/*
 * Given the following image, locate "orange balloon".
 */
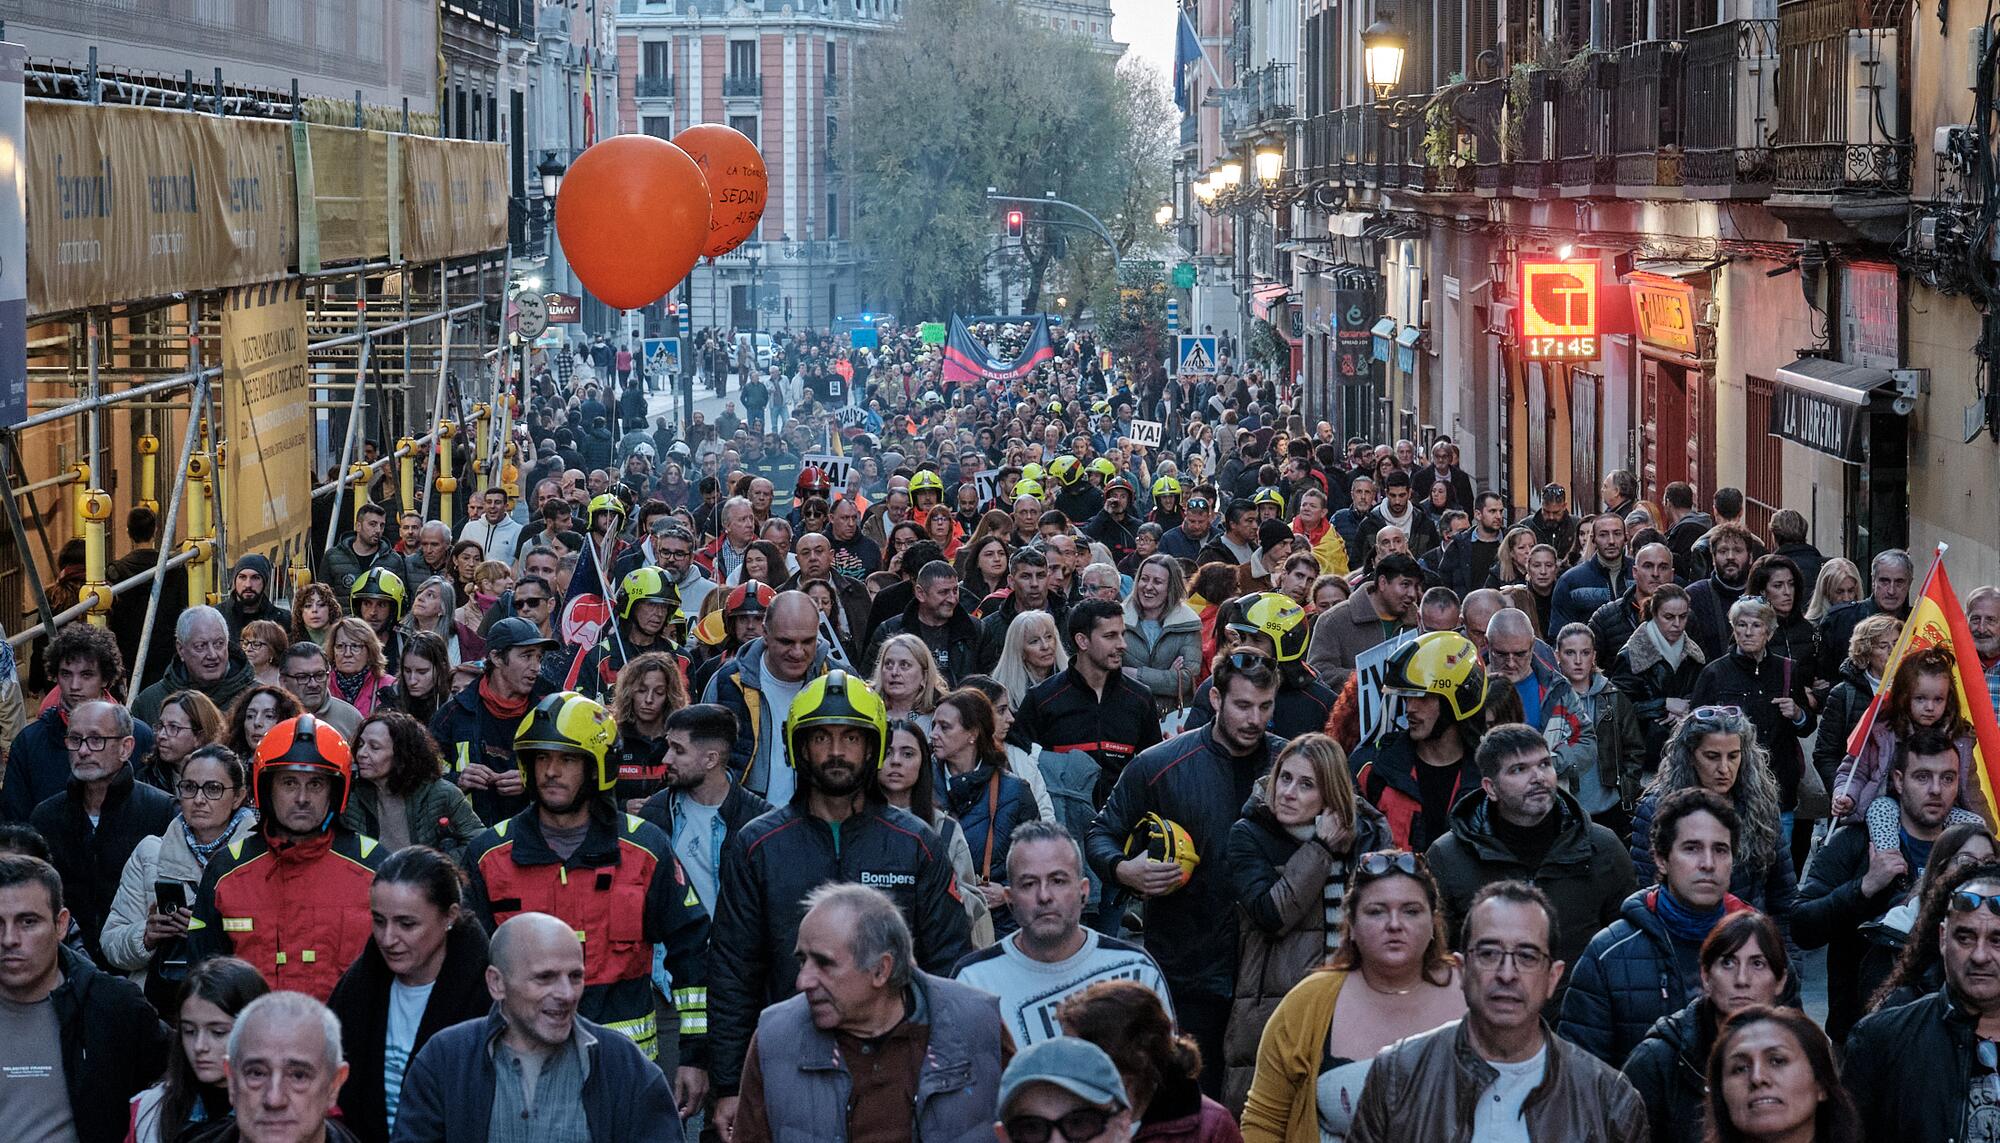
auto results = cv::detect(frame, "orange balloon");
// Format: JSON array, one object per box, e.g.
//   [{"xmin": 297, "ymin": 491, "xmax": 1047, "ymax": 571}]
[
  {"xmin": 555, "ymin": 135, "xmax": 710, "ymax": 310},
  {"xmin": 672, "ymin": 123, "xmax": 769, "ymax": 258}
]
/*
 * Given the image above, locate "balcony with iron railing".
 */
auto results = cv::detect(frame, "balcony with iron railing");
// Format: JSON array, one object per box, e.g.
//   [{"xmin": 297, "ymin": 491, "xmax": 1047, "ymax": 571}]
[
  {"xmin": 724, "ymin": 73, "xmax": 761, "ymax": 98},
  {"xmin": 636, "ymin": 74, "xmax": 675, "ymax": 99},
  {"xmin": 1461, "ymin": 78, "xmax": 1508, "ymax": 193},
  {"xmin": 1243, "ymin": 63, "xmax": 1297, "ymax": 127},
  {"xmin": 1180, "ymin": 115, "xmax": 1199, "ymax": 147},
  {"xmin": 1554, "ymin": 53, "xmax": 1617, "ymax": 192},
  {"xmin": 1683, "ymin": 19, "xmax": 1778, "ymax": 195},
  {"xmin": 1611, "ymin": 41, "xmax": 1685, "ymax": 192},
  {"xmin": 1338, "ymin": 103, "xmax": 1378, "ymax": 184},
  {"xmin": 1771, "ymin": 0, "xmax": 1909, "ymax": 196},
  {"xmin": 1303, "ymin": 110, "xmax": 1338, "ymax": 183},
  {"xmin": 1512, "ymin": 69, "xmax": 1555, "ymax": 195}
]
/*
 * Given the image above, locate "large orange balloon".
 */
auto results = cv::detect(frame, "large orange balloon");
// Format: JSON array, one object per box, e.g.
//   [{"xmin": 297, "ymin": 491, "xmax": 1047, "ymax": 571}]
[
  {"xmin": 555, "ymin": 135, "xmax": 710, "ymax": 310},
  {"xmin": 673, "ymin": 123, "xmax": 769, "ymax": 258}
]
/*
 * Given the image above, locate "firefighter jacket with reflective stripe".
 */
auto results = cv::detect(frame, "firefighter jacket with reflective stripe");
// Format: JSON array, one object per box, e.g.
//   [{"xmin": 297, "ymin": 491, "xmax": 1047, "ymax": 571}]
[
  {"xmin": 188, "ymin": 827, "xmax": 383, "ymax": 1001},
  {"xmin": 464, "ymin": 801, "xmax": 712, "ymax": 1066}
]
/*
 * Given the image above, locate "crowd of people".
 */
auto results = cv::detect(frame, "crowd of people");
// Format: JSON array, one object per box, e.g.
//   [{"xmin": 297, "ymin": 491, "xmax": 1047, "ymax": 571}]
[{"xmin": 0, "ymin": 315, "xmax": 1990, "ymax": 1143}]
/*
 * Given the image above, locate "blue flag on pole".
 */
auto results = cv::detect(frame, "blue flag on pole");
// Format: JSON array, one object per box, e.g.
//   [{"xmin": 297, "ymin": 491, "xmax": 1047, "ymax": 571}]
[{"xmin": 1175, "ymin": 7, "xmax": 1202, "ymax": 113}]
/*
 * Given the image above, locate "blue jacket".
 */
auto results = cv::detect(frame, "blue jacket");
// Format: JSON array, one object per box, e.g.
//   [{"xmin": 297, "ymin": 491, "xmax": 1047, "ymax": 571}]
[
  {"xmin": 1626, "ymin": 791, "xmax": 1798, "ymax": 929},
  {"xmin": 390, "ymin": 1009, "xmax": 679, "ymax": 1143},
  {"xmin": 1550, "ymin": 557, "xmax": 1635, "ymax": 636},
  {"xmin": 942, "ymin": 765, "xmax": 1039, "ymax": 887},
  {"xmin": 1557, "ymin": 886, "xmax": 1750, "ymax": 1065},
  {"xmin": 701, "ymin": 636, "xmax": 833, "ymax": 799},
  {"xmin": 4, "ymin": 705, "xmax": 155, "ymax": 823}
]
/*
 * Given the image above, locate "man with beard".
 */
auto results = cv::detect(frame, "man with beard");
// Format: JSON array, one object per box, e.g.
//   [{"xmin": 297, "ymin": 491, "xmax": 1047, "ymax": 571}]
[
  {"xmin": 1971, "ymin": 585, "xmax": 2000, "ymax": 722},
  {"xmin": 188, "ymin": 713, "xmax": 383, "ymax": 999},
  {"xmin": 573, "ymin": 568, "xmax": 682, "ymax": 700},
  {"xmin": 1352, "ymin": 631, "xmax": 1489, "ymax": 852},
  {"xmin": 1519, "ymin": 482, "xmax": 1582, "ymax": 563},
  {"xmin": 1796, "ymin": 725, "xmax": 1962, "ymax": 1042},
  {"xmin": 1158, "ymin": 493, "xmax": 1215, "ymax": 563},
  {"xmin": 3, "ymin": 623, "xmax": 156, "ymax": 822},
  {"xmin": 464, "ymin": 690, "xmax": 712, "ymax": 1105},
  {"xmin": 638, "ymin": 704, "xmax": 771, "ymax": 915},
  {"xmin": 708, "ymin": 671, "xmax": 973, "ymax": 1137},
  {"xmin": 1684, "ymin": 522, "xmax": 1756, "ymax": 659},
  {"xmin": 951, "ymin": 820, "xmax": 1171, "ymax": 1046},
  {"xmin": 347, "ymin": 567, "xmax": 408, "ymax": 669},
  {"xmin": 1086, "ymin": 649, "xmax": 1283, "ymax": 1095},
  {"xmin": 222, "ymin": 553, "xmax": 291, "ymax": 639},
  {"xmin": 1425, "ymin": 725, "xmax": 1634, "ymax": 998},
  {"xmin": 1550, "ymin": 513, "xmax": 1634, "ymax": 633}
]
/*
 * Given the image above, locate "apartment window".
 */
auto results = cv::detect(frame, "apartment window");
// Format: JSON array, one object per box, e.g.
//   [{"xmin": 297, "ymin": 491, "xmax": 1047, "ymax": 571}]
[
  {"xmin": 730, "ymin": 114, "xmax": 759, "ymax": 145},
  {"xmin": 644, "ymin": 40, "xmax": 671, "ymax": 78},
  {"xmin": 827, "ymin": 191, "xmax": 839, "ymax": 238},
  {"xmin": 729, "ymin": 40, "xmax": 757, "ymax": 77},
  {"xmin": 826, "ymin": 115, "xmax": 838, "ymax": 145},
  {"xmin": 643, "ymin": 115, "xmax": 673, "ymax": 139}
]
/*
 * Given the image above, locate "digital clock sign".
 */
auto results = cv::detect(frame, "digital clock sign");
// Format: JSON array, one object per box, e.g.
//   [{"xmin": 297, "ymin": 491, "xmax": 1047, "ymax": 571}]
[{"xmin": 1520, "ymin": 260, "xmax": 1601, "ymax": 362}]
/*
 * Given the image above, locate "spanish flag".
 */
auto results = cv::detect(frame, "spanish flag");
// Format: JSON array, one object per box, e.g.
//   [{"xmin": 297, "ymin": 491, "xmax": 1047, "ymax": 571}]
[{"xmin": 1843, "ymin": 545, "xmax": 2000, "ymax": 827}]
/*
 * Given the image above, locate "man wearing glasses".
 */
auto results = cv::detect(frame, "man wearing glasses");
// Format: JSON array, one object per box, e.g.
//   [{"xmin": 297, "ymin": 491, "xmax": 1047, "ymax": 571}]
[
  {"xmin": 26, "ymin": 699, "xmax": 174, "ymax": 967},
  {"xmin": 277, "ymin": 642, "xmax": 362, "ymax": 742},
  {"xmin": 1426, "ymin": 724, "xmax": 1634, "ymax": 1006},
  {"xmin": 1349, "ymin": 880, "xmax": 1647, "ymax": 1141},
  {"xmin": 2, "ymin": 623, "xmax": 155, "ymax": 822}
]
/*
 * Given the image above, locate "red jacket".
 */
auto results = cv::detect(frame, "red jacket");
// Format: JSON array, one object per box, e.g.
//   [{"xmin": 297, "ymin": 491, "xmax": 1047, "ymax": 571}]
[{"xmin": 189, "ymin": 827, "xmax": 383, "ymax": 1000}]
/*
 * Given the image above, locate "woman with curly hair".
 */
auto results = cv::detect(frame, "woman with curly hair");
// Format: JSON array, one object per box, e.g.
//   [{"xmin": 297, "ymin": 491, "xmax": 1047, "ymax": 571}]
[
  {"xmin": 223, "ymin": 685, "xmax": 301, "ymax": 761},
  {"xmin": 609, "ymin": 651, "xmax": 690, "ymax": 815},
  {"xmin": 1626, "ymin": 706, "xmax": 1797, "ymax": 925},
  {"xmin": 340, "ymin": 710, "xmax": 484, "ymax": 860},
  {"xmin": 328, "ymin": 616, "xmax": 399, "ymax": 718},
  {"xmin": 289, "ymin": 582, "xmax": 344, "ymax": 651}
]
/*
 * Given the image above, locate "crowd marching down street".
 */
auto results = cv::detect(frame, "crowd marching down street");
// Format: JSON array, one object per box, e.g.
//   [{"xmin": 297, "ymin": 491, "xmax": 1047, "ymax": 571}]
[{"xmin": 5, "ymin": 316, "xmax": 1994, "ymax": 1143}]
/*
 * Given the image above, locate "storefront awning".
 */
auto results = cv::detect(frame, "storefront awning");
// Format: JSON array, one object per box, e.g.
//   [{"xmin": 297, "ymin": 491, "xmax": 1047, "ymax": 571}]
[
  {"xmin": 1775, "ymin": 357, "xmax": 1897, "ymax": 407},
  {"xmin": 1769, "ymin": 357, "xmax": 1897, "ymax": 463},
  {"xmin": 1251, "ymin": 283, "xmax": 1293, "ymax": 320}
]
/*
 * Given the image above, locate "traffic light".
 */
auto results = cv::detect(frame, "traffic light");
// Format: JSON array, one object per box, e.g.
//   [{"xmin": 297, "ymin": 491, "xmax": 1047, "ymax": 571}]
[{"xmin": 1006, "ymin": 210, "xmax": 1024, "ymax": 239}]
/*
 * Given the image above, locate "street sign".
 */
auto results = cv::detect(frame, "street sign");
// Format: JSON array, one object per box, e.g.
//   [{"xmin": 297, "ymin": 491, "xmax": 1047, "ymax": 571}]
[
  {"xmin": 1128, "ymin": 420, "xmax": 1163, "ymax": 448},
  {"xmin": 1176, "ymin": 334, "xmax": 1218, "ymax": 378},
  {"xmin": 512, "ymin": 290, "xmax": 549, "ymax": 340},
  {"xmin": 545, "ymin": 293, "xmax": 582, "ymax": 324},
  {"xmin": 1173, "ymin": 262, "xmax": 1196, "ymax": 290},
  {"xmin": 642, "ymin": 336, "xmax": 681, "ymax": 376},
  {"xmin": 1165, "ymin": 299, "xmax": 1180, "ymax": 333}
]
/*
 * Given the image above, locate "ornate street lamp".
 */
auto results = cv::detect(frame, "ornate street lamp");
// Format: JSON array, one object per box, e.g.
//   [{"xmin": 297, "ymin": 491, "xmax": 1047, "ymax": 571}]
[
  {"xmin": 1253, "ymin": 145, "xmax": 1284, "ymax": 187},
  {"xmin": 537, "ymin": 151, "xmax": 567, "ymax": 201},
  {"xmin": 1154, "ymin": 200, "xmax": 1176, "ymax": 228},
  {"xmin": 1362, "ymin": 13, "xmax": 1407, "ymax": 103}
]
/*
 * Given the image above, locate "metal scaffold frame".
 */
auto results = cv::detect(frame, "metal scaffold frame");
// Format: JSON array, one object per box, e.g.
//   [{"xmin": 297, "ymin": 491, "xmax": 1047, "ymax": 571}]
[{"xmin": 3, "ymin": 252, "xmax": 515, "ymax": 652}]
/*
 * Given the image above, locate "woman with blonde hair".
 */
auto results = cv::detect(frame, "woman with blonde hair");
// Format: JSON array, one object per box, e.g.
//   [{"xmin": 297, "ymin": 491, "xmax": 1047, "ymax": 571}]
[
  {"xmin": 1223, "ymin": 733, "xmax": 1392, "ymax": 1112},
  {"xmin": 1805, "ymin": 556, "xmax": 1864, "ymax": 623},
  {"xmin": 992, "ymin": 609, "xmax": 1066, "ymax": 709},
  {"xmin": 871, "ymin": 631, "xmax": 945, "ymax": 727},
  {"xmin": 238, "ymin": 620, "xmax": 289, "ymax": 689},
  {"xmin": 327, "ymin": 616, "xmax": 398, "ymax": 717},
  {"xmin": 1485, "ymin": 523, "xmax": 1539, "ymax": 588},
  {"xmin": 1123, "ymin": 554, "xmax": 1202, "ymax": 711}
]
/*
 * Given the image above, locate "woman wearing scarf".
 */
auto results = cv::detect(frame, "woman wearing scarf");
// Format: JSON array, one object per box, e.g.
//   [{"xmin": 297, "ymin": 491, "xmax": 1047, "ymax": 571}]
[
  {"xmin": 100, "ymin": 745, "xmax": 258, "ymax": 999},
  {"xmin": 1610, "ymin": 583, "xmax": 1706, "ymax": 768},
  {"xmin": 328, "ymin": 617, "xmax": 401, "ymax": 718}
]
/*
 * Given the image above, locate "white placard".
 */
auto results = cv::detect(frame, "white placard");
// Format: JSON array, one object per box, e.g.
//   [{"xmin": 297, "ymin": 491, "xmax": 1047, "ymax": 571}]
[
  {"xmin": 972, "ymin": 468, "xmax": 1002, "ymax": 506},
  {"xmin": 800, "ymin": 452, "xmax": 853, "ymax": 490},
  {"xmin": 1129, "ymin": 420, "xmax": 1163, "ymax": 448},
  {"xmin": 1354, "ymin": 630, "xmax": 1420, "ymax": 746}
]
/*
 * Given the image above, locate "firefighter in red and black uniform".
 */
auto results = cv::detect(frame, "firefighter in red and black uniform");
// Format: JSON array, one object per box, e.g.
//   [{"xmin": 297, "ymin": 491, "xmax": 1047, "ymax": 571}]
[
  {"xmin": 463, "ymin": 691, "xmax": 712, "ymax": 1106},
  {"xmin": 1350, "ymin": 631, "xmax": 1489, "ymax": 851},
  {"xmin": 189, "ymin": 714, "xmax": 383, "ymax": 1000},
  {"xmin": 687, "ymin": 582, "xmax": 773, "ymax": 697},
  {"xmin": 576, "ymin": 566, "xmax": 683, "ymax": 700}
]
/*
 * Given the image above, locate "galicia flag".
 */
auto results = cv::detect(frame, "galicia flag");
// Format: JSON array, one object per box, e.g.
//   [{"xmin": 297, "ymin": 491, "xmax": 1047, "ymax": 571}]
[{"xmin": 941, "ymin": 315, "xmax": 1056, "ymax": 385}]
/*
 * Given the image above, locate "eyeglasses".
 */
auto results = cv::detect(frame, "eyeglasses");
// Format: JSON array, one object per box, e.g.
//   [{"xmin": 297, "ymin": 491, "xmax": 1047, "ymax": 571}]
[
  {"xmin": 1221, "ymin": 650, "xmax": 1277, "ymax": 671},
  {"xmin": 515, "ymin": 596, "xmax": 550, "ymax": 608},
  {"xmin": 63, "ymin": 733, "xmax": 125, "ymax": 752},
  {"xmin": 176, "ymin": 781, "xmax": 239, "ymax": 802},
  {"xmin": 156, "ymin": 720, "xmax": 194, "ymax": 736},
  {"xmin": 1952, "ymin": 890, "xmax": 2000, "ymax": 916},
  {"xmin": 282, "ymin": 670, "xmax": 330, "ymax": 684},
  {"xmin": 1690, "ymin": 705, "xmax": 1744, "ymax": 721},
  {"xmin": 1002, "ymin": 1109, "xmax": 1114, "ymax": 1143},
  {"xmin": 1468, "ymin": 943, "xmax": 1552, "ymax": 973},
  {"xmin": 1356, "ymin": 850, "xmax": 1423, "ymax": 878}
]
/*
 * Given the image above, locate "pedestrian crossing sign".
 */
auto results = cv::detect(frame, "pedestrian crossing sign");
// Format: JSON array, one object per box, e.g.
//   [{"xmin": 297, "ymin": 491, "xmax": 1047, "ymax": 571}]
[
  {"xmin": 1176, "ymin": 334, "xmax": 1218, "ymax": 378},
  {"xmin": 642, "ymin": 336, "xmax": 681, "ymax": 376}
]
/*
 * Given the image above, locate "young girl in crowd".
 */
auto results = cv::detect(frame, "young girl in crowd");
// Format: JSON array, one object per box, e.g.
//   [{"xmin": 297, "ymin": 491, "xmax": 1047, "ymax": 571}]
[{"xmin": 1830, "ymin": 647, "xmax": 1990, "ymax": 849}]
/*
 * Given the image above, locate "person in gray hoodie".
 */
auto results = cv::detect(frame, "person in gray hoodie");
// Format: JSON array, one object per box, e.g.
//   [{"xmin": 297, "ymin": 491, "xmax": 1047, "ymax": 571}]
[
  {"xmin": 1543, "ymin": 622, "xmax": 1649, "ymax": 835},
  {"xmin": 700, "ymin": 592, "xmax": 834, "ymax": 805}
]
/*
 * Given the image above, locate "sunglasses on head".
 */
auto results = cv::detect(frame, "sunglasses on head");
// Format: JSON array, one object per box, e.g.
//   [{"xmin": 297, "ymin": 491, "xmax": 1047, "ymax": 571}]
[
  {"xmin": 1355, "ymin": 850, "xmax": 1423, "ymax": 877},
  {"xmin": 1690, "ymin": 705, "xmax": 1743, "ymax": 721},
  {"xmin": 1952, "ymin": 890, "xmax": 2000, "ymax": 917}
]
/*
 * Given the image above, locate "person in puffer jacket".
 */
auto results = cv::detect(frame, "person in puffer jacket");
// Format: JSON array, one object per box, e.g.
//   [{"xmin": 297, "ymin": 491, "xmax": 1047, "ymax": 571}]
[
  {"xmin": 1220, "ymin": 734, "xmax": 1389, "ymax": 1114},
  {"xmin": 932, "ymin": 689, "xmax": 1039, "ymax": 934},
  {"xmin": 1559, "ymin": 787, "xmax": 1752, "ymax": 1064}
]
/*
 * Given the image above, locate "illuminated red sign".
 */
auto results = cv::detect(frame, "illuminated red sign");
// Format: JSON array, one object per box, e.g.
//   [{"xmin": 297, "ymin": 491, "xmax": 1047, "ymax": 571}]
[{"xmin": 1519, "ymin": 260, "xmax": 1600, "ymax": 361}]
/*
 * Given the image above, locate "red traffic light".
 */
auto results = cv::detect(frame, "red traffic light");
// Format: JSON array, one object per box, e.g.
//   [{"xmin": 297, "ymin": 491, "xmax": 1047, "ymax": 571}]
[{"xmin": 1006, "ymin": 210, "xmax": 1024, "ymax": 239}]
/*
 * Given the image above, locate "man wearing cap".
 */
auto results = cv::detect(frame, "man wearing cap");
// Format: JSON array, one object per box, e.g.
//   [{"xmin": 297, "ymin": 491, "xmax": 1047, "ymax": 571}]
[
  {"xmin": 432, "ymin": 616, "xmax": 558, "ymax": 824},
  {"xmin": 1235, "ymin": 520, "xmax": 1297, "ymax": 596},
  {"xmin": 188, "ymin": 713, "xmax": 384, "ymax": 999},
  {"xmin": 222, "ymin": 553, "xmax": 292, "ymax": 640},
  {"xmin": 732, "ymin": 883, "xmax": 1006, "ymax": 1143},
  {"xmin": 994, "ymin": 1038, "xmax": 1136, "ymax": 1143},
  {"xmin": 708, "ymin": 671, "xmax": 972, "ymax": 1136},
  {"xmin": 463, "ymin": 691, "xmax": 712, "ymax": 1107}
]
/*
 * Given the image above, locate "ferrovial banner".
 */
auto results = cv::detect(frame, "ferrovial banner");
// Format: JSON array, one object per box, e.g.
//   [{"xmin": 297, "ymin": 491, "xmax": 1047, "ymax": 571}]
[
  {"xmin": 29, "ymin": 103, "xmax": 295, "ymax": 316},
  {"xmin": 221, "ymin": 280, "xmax": 313, "ymax": 582}
]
